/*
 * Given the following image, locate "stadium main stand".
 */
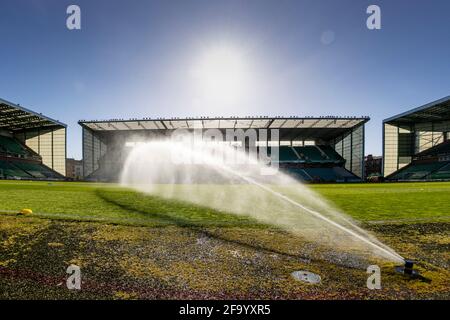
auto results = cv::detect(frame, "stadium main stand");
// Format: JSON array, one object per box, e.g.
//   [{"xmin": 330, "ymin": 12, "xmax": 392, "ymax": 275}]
[
  {"xmin": 384, "ymin": 96, "xmax": 450, "ymax": 181},
  {"xmin": 0, "ymin": 98, "xmax": 67, "ymax": 180},
  {"xmin": 79, "ymin": 116, "xmax": 368, "ymax": 183}
]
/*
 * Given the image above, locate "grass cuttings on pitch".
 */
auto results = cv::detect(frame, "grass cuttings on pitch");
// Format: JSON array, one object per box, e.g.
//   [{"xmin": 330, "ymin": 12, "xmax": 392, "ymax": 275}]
[
  {"xmin": 0, "ymin": 180, "xmax": 449, "ymax": 299},
  {"xmin": 0, "ymin": 215, "xmax": 448, "ymax": 299}
]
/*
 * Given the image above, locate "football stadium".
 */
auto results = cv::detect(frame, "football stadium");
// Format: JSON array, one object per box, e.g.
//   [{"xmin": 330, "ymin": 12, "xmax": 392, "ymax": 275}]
[
  {"xmin": 79, "ymin": 116, "xmax": 368, "ymax": 182},
  {"xmin": 0, "ymin": 96, "xmax": 449, "ymax": 300},
  {"xmin": 1, "ymin": 1, "xmax": 449, "ymax": 304}
]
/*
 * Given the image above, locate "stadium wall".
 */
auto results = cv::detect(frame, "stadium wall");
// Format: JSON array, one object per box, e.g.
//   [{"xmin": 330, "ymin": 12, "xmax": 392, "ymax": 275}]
[
  {"xmin": 14, "ymin": 127, "xmax": 67, "ymax": 176},
  {"xmin": 332, "ymin": 124, "xmax": 364, "ymax": 178}
]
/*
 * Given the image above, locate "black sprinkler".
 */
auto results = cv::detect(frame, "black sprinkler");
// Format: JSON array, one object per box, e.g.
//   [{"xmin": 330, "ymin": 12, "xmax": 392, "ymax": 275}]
[
  {"xmin": 395, "ymin": 259, "xmax": 429, "ymax": 282},
  {"xmin": 404, "ymin": 260, "xmax": 415, "ymax": 275}
]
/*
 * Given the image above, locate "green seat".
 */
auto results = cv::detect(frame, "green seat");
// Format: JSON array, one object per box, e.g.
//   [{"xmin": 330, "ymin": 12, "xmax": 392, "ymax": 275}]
[
  {"xmin": 13, "ymin": 161, "xmax": 60, "ymax": 179},
  {"xmin": 0, "ymin": 135, "xmax": 27, "ymax": 155},
  {"xmin": 391, "ymin": 162, "xmax": 449, "ymax": 180},
  {"xmin": 429, "ymin": 163, "xmax": 450, "ymax": 180},
  {"xmin": 0, "ymin": 160, "xmax": 31, "ymax": 178}
]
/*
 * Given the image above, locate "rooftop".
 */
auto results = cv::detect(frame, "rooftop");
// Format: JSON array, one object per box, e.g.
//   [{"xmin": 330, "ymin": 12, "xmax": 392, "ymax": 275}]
[
  {"xmin": 0, "ymin": 98, "xmax": 66, "ymax": 132},
  {"xmin": 79, "ymin": 116, "xmax": 369, "ymax": 140},
  {"xmin": 384, "ymin": 96, "xmax": 450, "ymax": 125}
]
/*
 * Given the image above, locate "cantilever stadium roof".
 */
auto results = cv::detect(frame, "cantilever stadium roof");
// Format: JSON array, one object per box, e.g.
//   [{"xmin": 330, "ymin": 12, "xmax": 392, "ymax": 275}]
[
  {"xmin": 384, "ymin": 96, "xmax": 450, "ymax": 125},
  {"xmin": 0, "ymin": 98, "xmax": 66, "ymax": 131},
  {"xmin": 79, "ymin": 116, "xmax": 369, "ymax": 140}
]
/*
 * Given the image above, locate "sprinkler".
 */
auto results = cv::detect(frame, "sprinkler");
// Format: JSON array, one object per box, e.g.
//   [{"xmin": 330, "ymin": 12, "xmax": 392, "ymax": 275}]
[
  {"xmin": 395, "ymin": 259, "xmax": 421, "ymax": 278},
  {"xmin": 404, "ymin": 260, "xmax": 414, "ymax": 275}
]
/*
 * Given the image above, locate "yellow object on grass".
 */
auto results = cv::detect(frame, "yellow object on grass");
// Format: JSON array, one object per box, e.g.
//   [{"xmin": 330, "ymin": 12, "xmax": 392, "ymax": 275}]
[{"xmin": 20, "ymin": 208, "xmax": 33, "ymax": 215}]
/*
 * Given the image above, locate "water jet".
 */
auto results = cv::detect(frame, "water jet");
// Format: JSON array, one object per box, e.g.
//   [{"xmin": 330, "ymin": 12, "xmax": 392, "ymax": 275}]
[{"xmin": 121, "ymin": 138, "xmax": 405, "ymax": 266}]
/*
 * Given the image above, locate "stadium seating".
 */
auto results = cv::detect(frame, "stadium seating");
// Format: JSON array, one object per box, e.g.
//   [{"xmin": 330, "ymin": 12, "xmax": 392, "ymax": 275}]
[
  {"xmin": 0, "ymin": 159, "xmax": 63, "ymax": 180},
  {"xmin": 283, "ymin": 167, "xmax": 313, "ymax": 181},
  {"xmin": 283, "ymin": 166, "xmax": 360, "ymax": 182},
  {"xmin": 429, "ymin": 163, "xmax": 450, "ymax": 180},
  {"xmin": 0, "ymin": 159, "xmax": 31, "ymax": 179},
  {"xmin": 293, "ymin": 146, "xmax": 345, "ymax": 164},
  {"xmin": 415, "ymin": 140, "xmax": 450, "ymax": 157},
  {"xmin": 273, "ymin": 145, "xmax": 353, "ymax": 182},
  {"xmin": 0, "ymin": 135, "xmax": 27, "ymax": 156},
  {"xmin": 390, "ymin": 161, "xmax": 449, "ymax": 180},
  {"xmin": 0, "ymin": 134, "xmax": 64, "ymax": 180},
  {"xmin": 272, "ymin": 145, "xmax": 345, "ymax": 164},
  {"xmin": 278, "ymin": 146, "xmax": 301, "ymax": 163},
  {"xmin": 12, "ymin": 161, "xmax": 62, "ymax": 179},
  {"xmin": 319, "ymin": 145, "xmax": 345, "ymax": 163}
]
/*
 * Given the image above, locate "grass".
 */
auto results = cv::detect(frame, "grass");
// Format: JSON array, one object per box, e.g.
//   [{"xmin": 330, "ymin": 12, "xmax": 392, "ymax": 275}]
[
  {"xmin": 0, "ymin": 180, "xmax": 449, "ymax": 299},
  {"xmin": 0, "ymin": 180, "xmax": 449, "ymax": 225},
  {"xmin": 0, "ymin": 181, "xmax": 259, "ymax": 227},
  {"xmin": 312, "ymin": 182, "xmax": 450, "ymax": 221}
]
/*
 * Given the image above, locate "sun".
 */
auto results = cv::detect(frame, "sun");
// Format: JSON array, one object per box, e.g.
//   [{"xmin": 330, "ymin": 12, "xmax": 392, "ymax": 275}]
[{"xmin": 191, "ymin": 45, "xmax": 249, "ymax": 105}]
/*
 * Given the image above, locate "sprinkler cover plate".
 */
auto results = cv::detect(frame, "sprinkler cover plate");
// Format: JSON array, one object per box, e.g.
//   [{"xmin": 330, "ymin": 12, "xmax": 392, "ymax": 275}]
[{"xmin": 291, "ymin": 270, "xmax": 321, "ymax": 284}]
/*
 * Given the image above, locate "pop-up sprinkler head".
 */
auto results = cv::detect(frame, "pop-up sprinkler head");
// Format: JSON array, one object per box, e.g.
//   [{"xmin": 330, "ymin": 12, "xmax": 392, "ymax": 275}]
[
  {"xmin": 404, "ymin": 260, "xmax": 414, "ymax": 275},
  {"xmin": 395, "ymin": 259, "xmax": 421, "ymax": 278}
]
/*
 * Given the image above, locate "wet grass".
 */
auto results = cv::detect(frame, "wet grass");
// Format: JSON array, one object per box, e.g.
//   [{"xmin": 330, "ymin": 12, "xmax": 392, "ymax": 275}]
[
  {"xmin": 0, "ymin": 181, "xmax": 449, "ymax": 226},
  {"xmin": 312, "ymin": 182, "xmax": 450, "ymax": 221},
  {"xmin": 0, "ymin": 180, "xmax": 449, "ymax": 299}
]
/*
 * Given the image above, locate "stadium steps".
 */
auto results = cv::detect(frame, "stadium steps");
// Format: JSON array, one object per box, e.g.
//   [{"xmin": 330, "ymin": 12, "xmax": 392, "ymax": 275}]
[
  {"xmin": 319, "ymin": 145, "xmax": 345, "ymax": 163},
  {"xmin": 389, "ymin": 161, "xmax": 449, "ymax": 180},
  {"xmin": 0, "ymin": 159, "xmax": 32, "ymax": 179},
  {"xmin": 313, "ymin": 145, "xmax": 330, "ymax": 160},
  {"xmin": 415, "ymin": 140, "xmax": 450, "ymax": 157},
  {"xmin": 429, "ymin": 163, "xmax": 450, "ymax": 180},
  {"xmin": 278, "ymin": 146, "xmax": 302, "ymax": 163},
  {"xmin": 270, "ymin": 145, "xmax": 344, "ymax": 165},
  {"xmin": 284, "ymin": 166, "xmax": 359, "ymax": 182},
  {"xmin": 302, "ymin": 167, "xmax": 340, "ymax": 182},
  {"xmin": 0, "ymin": 135, "xmax": 27, "ymax": 156},
  {"xmin": 0, "ymin": 158, "xmax": 64, "ymax": 180},
  {"xmin": 11, "ymin": 161, "xmax": 63, "ymax": 179},
  {"xmin": 283, "ymin": 167, "xmax": 312, "ymax": 181},
  {"xmin": 292, "ymin": 146, "xmax": 344, "ymax": 164}
]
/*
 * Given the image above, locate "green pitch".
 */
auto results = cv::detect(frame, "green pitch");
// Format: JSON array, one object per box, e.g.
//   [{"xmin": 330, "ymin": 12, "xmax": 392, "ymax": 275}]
[
  {"xmin": 0, "ymin": 180, "xmax": 449, "ymax": 224},
  {"xmin": 0, "ymin": 180, "xmax": 449, "ymax": 299}
]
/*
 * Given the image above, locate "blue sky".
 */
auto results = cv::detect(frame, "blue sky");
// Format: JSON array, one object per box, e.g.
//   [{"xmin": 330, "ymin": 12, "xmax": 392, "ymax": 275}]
[{"xmin": 1, "ymin": 0, "xmax": 449, "ymax": 159}]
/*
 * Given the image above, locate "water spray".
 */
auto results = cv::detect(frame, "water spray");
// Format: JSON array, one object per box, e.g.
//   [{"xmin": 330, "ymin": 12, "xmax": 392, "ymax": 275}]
[
  {"xmin": 216, "ymin": 162, "xmax": 405, "ymax": 264},
  {"xmin": 121, "ymin": 139, "xmax": 406, "ymax": 265}
]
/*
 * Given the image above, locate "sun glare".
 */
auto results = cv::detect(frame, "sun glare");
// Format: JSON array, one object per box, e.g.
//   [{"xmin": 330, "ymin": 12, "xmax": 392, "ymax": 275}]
[{"xmin": 191, "ymin": 45, "xmax": 249, "ymax": 105}]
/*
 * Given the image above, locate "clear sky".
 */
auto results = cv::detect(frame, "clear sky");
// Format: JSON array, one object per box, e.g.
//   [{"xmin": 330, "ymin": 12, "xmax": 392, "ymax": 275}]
[{"xmin": 1, "ymin": 0, "xmax": 449, "ymax": 159}]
